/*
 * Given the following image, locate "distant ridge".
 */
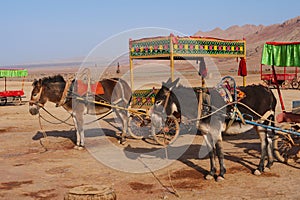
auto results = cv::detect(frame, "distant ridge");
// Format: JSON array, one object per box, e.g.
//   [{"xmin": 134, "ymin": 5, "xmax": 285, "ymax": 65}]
[{"xmin": 194, "ymin": 16, "xmax": 300, "ymax": 70}]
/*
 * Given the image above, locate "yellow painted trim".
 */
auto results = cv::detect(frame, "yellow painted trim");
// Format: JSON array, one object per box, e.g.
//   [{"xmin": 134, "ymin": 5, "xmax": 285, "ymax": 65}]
[{"xmin": 129, "ymin": 58, "xmax": 134, "ymax": 91}]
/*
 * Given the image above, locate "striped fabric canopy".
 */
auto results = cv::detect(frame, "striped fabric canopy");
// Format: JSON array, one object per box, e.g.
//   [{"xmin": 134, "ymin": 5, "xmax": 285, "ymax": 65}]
[
  {"xmin": 261, "ymin": 42, "xmax": 300, "ymax": 67},
  {"xmin": 0, "ymin": 69, "xmax": 28, "ymax": 77}
]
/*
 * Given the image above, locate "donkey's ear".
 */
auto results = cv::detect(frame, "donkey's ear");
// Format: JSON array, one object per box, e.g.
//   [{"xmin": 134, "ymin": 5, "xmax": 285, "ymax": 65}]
[
  {"xmin": 169, "ymin": 77, "xmax": 180, "ymax": 91},
  {"xmin": 162, "ymin": 77, "xmax": 172, "ymax": 87},
  {"xmin": 173, "ymin": 77, "xmax": 180, "ymax": 86},
  {"xmin": 166, "ymin": 78, "xmax": 172, "ymax": 85},
  {"xmin": 32, "ymin": 79, "xmax": 38, "ymax": 86}
]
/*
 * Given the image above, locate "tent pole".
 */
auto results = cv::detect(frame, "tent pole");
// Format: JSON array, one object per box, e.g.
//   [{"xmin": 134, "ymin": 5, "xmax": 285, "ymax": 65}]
[
  {"xmin": 130, "ymin": 58, "xmax": 134, "ymax": 91},
  {"xmin": 169, "ymin": 36, "xmax": 174, "ymax": 81},
  {"xmin": 243, "ymin": 76, "xmax": 246, "ymax": 86},
  {"xmin": 272, "ymin": 65, "xmax": 285, "ymax": 111}
]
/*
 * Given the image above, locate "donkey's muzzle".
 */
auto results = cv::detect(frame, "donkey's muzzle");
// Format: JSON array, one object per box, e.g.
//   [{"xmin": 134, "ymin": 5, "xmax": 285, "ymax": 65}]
[{"xmin": 29, "ymin": 105, "xmax": 39, "ymax": 115}]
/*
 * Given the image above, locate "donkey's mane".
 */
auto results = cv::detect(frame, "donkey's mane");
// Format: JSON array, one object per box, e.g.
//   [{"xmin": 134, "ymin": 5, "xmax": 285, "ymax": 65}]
[{"xmin": 41, "ymin": 74, "xmax": 65, "ymax": 85}]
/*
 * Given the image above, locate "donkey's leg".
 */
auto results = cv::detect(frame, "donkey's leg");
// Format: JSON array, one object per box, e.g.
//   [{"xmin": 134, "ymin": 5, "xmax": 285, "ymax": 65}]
[
  {"xmin": 121, "ymin": 111, "xmax": 129, "ymax": 141},
  {"xmin": 77, "ymin": 114, "xmax": 85, "ymax": 148},
  {"xmin": 265, "ymin": 131, "xmax": 274, "ymax": 170},
  {"xmin": 113, "ymin": 108, "xmax": 127, "ymax": 144},
  {"xmin": 265, "ymin": 115, "xmax": 275, "ymax": 170},
  {"xmin": 73, "ymin": 104, "xmax": 85, "ymax": 149},
  {"xmin": 254, "ymin": 126, "xmax": 268, "ymax": 175},
  {"xmin": 216, "ymin": 139, "xmax": 226, "ymax": 181},
  {"xmin": 72, "ymin": 116, "xmax": 80, "ymax": 147},
  {"xmin": 118, "ymin": 110, "xmax": 128, "ymax": 144},
  {"xmin": 203, "ymin": 134, "xmax": 217, "ymax": 180}
]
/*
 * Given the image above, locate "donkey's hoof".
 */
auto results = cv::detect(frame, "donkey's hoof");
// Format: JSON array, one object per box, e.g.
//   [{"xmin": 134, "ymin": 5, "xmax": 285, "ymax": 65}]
[
  {"xmin": 205, "ymin": 174, "xmax": 214, "ymax": 180},
  {"xmin": 254, "ymin": 169, "xmax": 262, "ymax": 176},
  {"xmin": 216, "ymin": 176, "xmax": 225, "ymax": 182},
  {"xmin": 78, "ymin": 146, "xmax": 85, "ymax": 150},
  {"xmin": 74, "ymin": 146, "xmax": 85, "ymax": 150},
  {"xmin": 118, "ymin": 140, "xmax": 126, "ymax": 145},
  {"xmin": 264, "ymin": 167, "xmax": 271, "ymax": 172}
]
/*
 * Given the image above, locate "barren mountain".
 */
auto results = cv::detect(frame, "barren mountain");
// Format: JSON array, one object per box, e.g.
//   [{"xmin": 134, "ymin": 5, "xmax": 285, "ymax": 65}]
[{"xmin": 194, "ymin": 16, "xmax": 300, "ymax": 71}]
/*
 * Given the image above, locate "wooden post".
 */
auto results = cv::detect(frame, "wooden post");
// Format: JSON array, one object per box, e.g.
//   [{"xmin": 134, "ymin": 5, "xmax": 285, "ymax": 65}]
[
  {"xmin": 22, "ymin": 77, "xmax": 25, "ymax": 91},
  {"xmin": 170, "ymin": 36, "xmax": 174, "ymax": 81},
  {"xmin": 272, "ymin": 65, "xmax": 285, "ymax": 111},
  {"xmin": 196, "ymin": 77, "xmax": 205, "ymax": 128},
  {"xmin": 170, "ymin": 55, "xmax": 174, "ymax": 81},
  {"xmin": 243, "ymin": 76, "xmax": 246, "ymax": 86},
  {"xmin": 129, "ymin": 57, "xmax": 134, "ymax": 91}
]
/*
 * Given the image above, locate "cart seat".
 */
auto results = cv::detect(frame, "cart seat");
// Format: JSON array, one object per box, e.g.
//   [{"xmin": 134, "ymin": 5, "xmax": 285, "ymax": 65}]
[
  {"xmin": 0, "ymin": 90, "xmax": 24, "ymax": 97},
  {"xmin": 276, "ymin": 112, "xmax": 300, "ymax": 123},
  {"xmin": 75, "ymin": 80, "xmax": 104, "ymax": 96}
]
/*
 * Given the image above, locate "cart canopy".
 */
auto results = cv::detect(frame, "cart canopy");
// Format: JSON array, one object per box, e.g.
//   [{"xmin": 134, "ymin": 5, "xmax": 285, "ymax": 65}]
[
  {"xmin": 0, "ymin": 69, "xmax": 28, "ymax": 77},
  {"xmin": 129, "ymin": 35, "xmax": 246, "ymax": 59},
  {"xmin": 261, "ymin": 42, "xmax": 300, "ymax": 67}
]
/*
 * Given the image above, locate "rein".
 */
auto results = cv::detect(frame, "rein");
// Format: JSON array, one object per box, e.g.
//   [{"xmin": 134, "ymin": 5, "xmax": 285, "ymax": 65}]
[
  {"xmin": 40, "ymin": 106, "xmax": 74, "ymax": 126},
  {"xmin": 163, "ymin": 91, "xmax": 171, "ymax": 111},
  {"xmin": 56, "ymin": 77, "xmax": 73, "ymax": 107},
  {"xmin": 186, "ymin": 101, "xmax": 276, "ymax": 126}
]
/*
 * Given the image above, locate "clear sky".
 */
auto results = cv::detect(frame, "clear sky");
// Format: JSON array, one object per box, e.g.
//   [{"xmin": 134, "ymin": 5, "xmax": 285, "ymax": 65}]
[{"xmin": 0, "ymin": 0, "xmax": 299, "ymax": 66}]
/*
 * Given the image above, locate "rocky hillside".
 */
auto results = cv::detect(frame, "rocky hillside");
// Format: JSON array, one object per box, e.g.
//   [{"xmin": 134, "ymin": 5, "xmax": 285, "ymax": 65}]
[{"xmin": 194, "ymin": 16, "xmax": 300, "ymax": 71}]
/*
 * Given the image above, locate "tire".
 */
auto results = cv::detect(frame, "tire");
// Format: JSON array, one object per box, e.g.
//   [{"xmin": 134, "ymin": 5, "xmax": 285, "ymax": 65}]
[
  {"xmin": 14, "ymin": 96, "xmax": 22, "ymax": 105},
  {"xmin": 152, "ymin": 115, "xmax": 180, "ymax": 146},
  {"xmin": 291, "ymin": 80, "xmax": 299, "ymax": 89},
  {"xmin": 127, "ymin": 114, "xmax": 151, "ymax": 139},
  {"xmin": 64, "ymin": 184, "xmax": 116, "ymax": 200},
  {"xmin": 273, "ymin": 133, "xmax": 299, "ymax": 163},
  {"xmin": 281, "ymin": 80, "xmax": 290, "ymax": 89},
  {"xmin": 0, "ymin": 97, "xmax": 7, "ymax": 106}
]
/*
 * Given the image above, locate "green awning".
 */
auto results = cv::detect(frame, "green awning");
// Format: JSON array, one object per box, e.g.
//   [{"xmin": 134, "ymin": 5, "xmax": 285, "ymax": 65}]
[
  {"xmin": 261, "ymin": 42, "xmax": 300, "ymax": 67},
  {"xmin": 0, "ymin": 69, "xmax": 28, "ymax": 77}
]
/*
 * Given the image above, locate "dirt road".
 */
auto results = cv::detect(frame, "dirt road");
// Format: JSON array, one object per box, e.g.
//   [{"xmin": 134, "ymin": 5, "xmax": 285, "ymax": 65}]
[{"xmin": 0, "ymin": 80, "xmax": 300, "ymax": 200}]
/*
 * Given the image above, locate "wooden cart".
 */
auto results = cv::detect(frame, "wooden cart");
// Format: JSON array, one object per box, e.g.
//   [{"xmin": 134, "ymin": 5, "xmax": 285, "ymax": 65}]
[
  {"xmin": 261, "ymin": 41, "xmax": 300, "ymax": 164},
  {"xmin": 0, "ymin": 69, "xmax": 28, "ymax": 106},
  {"xmin": 127, "ymin": 34, "xmax": 247, "ymax": 145}
]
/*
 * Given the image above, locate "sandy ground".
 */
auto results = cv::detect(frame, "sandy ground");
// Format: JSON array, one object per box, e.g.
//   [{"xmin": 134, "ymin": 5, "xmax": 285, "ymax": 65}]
[{"xmin": 1, "ymin": 72, "xmax": 300, "ymax": 200}]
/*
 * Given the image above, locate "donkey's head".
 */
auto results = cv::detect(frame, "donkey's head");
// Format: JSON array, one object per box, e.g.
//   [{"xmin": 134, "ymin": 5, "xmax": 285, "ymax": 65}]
[
  {"xmin": 150, "ymin": 78, "xmax": 181, "ymax": 130},
  {"xmin": 29, "ymin": 75, "xmax": 66, "ymax": 115},
  {"xmin": 153, "ymin": 78, "xmax": 180, "ymax": 116},
  {"xmin": 29, "ymin": 78, "xmax": 45, "ymax": 115}
]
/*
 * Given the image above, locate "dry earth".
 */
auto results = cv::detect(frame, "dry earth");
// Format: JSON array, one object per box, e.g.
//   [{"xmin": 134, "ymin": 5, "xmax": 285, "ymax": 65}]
[{"xmin": 1, "ymin": 73, "xmax": 300, "ymax": 200}]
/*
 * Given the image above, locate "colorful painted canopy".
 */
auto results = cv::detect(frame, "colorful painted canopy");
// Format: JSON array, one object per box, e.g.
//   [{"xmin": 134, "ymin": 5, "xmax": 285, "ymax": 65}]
[
  {"xmin": 261, "ymin": 42, "xmax": 300, "ymax": 67},
  {"xmin": 0, "ymin": 69, "xmax": 28, "ymax": 77},
  {"xmin": 129, "ymin": 35, "xmax": 246, "ymax": 59}
]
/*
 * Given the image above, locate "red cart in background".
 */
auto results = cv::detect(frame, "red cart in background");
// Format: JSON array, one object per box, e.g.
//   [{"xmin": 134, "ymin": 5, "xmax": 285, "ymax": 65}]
[
  {"xmin": 0, "ymin": 69, "xmax": 28, "ymax": 106},
  {"xmin": 261, "ymin": 42, "xmax": 300, "ymax": 163},
  {"xmin": 261, "ymin": 62, "xmax": 299, "ymax": 89}
]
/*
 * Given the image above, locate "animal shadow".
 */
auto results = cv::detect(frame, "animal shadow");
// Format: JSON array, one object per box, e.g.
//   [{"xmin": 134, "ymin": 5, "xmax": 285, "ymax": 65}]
[
  {"xmin": 32, "ymin": 128, "xmax": 121, "ymax": 144},
  {"xmin": 32, "ymin": 130, "xmax": 77, "ymax": 143}
]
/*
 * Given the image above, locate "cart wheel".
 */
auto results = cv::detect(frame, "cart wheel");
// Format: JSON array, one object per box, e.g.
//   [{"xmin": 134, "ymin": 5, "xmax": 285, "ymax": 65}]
[
  {"xmin": 291, "ymin": 80, "xmax": 299, "ymax": 89},
  {"xmin": 128, "ymin": 114, "xmax": 151, "ymax": 139},
  {"xmin": 281, "ymin": 81, "xmax": 290, "ymax": 89},
  {"xmin": 14, "ymin": 96, "xmax": 22, "ymax": 105},
  {"xmin": 0, "ymin": 97, "xmax": 7, "ymax": 106},
  {"xmin": 273, "ymin": 133, "xmax": 300, "ymax": 163},
  {"xmin": 153, "ymin": 115, "xmax": 180, "ymax": 146}
]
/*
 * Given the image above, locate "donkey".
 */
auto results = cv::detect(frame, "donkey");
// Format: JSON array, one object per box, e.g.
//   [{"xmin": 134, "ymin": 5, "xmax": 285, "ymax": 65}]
[
  {"xmin": 151, "ymin": 78, "xmax": 277, "ymax": 181},
  {"xmin": 29, "ymin": 75, "xmax": 131, "ymax": 148}
]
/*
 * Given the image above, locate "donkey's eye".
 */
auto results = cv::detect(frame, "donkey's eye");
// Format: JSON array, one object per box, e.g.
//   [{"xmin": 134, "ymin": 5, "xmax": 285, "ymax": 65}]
[
  {"xmin": 156, "ymin": 100, "xmax": 163, "ymax": 105},
  {"xmin": 33, "ymin": 93, "xmax": 38, "ymax": 97}
]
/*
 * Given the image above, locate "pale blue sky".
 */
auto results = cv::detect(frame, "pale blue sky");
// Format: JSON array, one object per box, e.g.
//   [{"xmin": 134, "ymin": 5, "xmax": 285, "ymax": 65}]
[{"xmin": 0, "ymin": 0, "xmax": 299, "ymax": 66}]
